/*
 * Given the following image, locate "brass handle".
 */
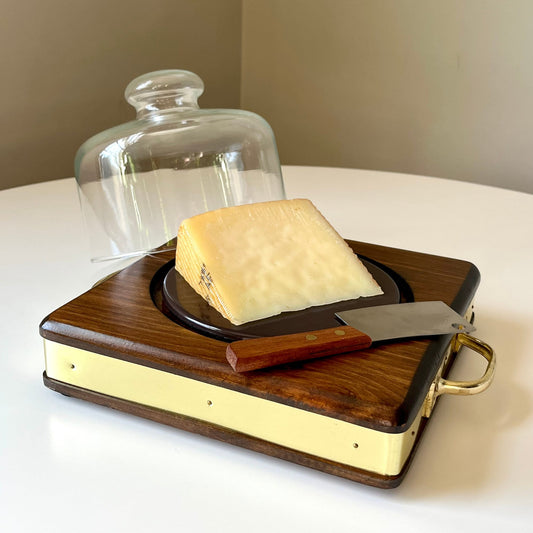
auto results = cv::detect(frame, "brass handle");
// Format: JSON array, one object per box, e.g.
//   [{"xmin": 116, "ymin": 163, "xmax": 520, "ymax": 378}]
[
  {"xmin": 423, "ymin": 333, "xmax": 495, "ymax": 417},
  {"xmin": 436, "ymin": 333, "xmax": 495, "ymax": 397}
]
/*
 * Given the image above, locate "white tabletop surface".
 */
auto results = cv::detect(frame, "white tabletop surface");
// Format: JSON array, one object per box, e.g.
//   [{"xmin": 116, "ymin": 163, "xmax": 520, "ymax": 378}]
[{"xmin": 1, "ymin": 166, "xmax": 532, "ymax": 532}]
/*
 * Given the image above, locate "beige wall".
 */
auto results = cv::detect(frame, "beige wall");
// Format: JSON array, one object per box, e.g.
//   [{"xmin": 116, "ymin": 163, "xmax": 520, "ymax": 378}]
[
  {"xmin": 0, "ymin": 0, "xmax": 242, "ymax": 190},
  {"xmin": 3, "ymin": 0, "xmax": 533, "ymax": 194},
  {"xmin": 241, "ymin": 0, "xmax": 533, "ymax": 194}
]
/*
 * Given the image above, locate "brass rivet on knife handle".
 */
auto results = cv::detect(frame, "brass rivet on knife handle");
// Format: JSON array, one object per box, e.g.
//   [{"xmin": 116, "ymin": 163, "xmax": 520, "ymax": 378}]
[{"xmin": 225, "ymin": 326, "xmax": 373, "ymax": 372}]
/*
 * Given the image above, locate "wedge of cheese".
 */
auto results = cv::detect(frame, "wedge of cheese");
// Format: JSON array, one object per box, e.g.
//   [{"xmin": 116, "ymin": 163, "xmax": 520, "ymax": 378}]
[{"xmin": 175, "ymin": 198, "xmax": 383, "ymax": 325}]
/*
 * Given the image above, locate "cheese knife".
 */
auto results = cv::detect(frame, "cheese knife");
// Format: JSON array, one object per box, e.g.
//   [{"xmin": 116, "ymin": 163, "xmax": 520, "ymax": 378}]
[{"xmin": 226, "ymin": 301, "xmax": 475, "ymax": 372}]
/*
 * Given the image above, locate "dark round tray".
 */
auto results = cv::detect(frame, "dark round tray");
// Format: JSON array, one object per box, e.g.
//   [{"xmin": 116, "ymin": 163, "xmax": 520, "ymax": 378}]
[{"xmin": 159, "ymin": 258, "xmax": 400, "ymax": 342}]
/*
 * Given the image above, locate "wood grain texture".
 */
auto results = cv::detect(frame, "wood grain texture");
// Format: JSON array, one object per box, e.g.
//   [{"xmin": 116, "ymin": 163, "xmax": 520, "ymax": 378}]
[
  {"xmin": 226, "ymin": 326, "xmax": 373, "ymax": 372},
  {"xmin": 40, "ymin": 240, "xmax": 480, "ymax": 432}
]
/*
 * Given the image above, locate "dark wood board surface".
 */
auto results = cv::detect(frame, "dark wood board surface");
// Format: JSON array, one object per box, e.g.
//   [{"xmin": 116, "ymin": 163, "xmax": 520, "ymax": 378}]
[{"xmin": 40, "ymin": 240, "xmax": 480, "ymax": 433}]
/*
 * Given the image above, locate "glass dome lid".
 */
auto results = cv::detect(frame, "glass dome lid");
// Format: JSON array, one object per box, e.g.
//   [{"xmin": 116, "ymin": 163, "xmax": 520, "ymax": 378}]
[{"xmin": 75, "ymin": 69, "xmax": 286, "ymax": 262}]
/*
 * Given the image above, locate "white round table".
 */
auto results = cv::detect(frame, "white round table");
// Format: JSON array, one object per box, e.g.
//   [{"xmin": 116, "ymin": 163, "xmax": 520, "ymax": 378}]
[{"xmin": 1, "ymin": 166, "xmax": 531, "ymax": 532}]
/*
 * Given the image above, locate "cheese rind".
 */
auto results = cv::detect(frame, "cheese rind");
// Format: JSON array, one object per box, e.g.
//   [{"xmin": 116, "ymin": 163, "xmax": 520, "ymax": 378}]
[{"xmin": 175, "ymin": 199, "xmax": 383, "ymax": 325}]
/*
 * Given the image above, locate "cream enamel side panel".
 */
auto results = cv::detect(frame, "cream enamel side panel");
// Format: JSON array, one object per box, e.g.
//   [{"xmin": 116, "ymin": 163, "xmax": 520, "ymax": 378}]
[{"xmin": 44, "ymin": 340, "xmax": 421, "ymax": 476}]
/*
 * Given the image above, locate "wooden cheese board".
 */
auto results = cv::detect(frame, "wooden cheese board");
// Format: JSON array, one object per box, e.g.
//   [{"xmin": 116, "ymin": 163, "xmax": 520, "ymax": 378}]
[{"xmin": 40, "ymin": 240, "xmax": 494, "ymax": 488}]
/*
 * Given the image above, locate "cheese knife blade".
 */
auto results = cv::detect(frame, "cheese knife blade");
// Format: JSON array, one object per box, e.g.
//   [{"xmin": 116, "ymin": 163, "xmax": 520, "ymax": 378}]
[
  {"xmin": 336, "ymin": 300, "xmax": 475, "ymax": 341},
  {"xmin": 226, "ymin": 301, "xmax": 475, "ymax": 372}
]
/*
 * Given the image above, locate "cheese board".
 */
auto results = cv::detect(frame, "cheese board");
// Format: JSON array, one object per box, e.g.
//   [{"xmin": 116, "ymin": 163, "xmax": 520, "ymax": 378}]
[{"xmin": 40, "ymin": 239, "xmax": 494, "ymax": 488}]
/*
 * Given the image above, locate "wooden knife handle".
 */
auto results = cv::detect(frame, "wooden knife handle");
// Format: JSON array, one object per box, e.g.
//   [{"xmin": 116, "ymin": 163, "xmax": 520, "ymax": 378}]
[{"xmin": 226, "ymin": 326, "xmax": 372, "ymax": 372}]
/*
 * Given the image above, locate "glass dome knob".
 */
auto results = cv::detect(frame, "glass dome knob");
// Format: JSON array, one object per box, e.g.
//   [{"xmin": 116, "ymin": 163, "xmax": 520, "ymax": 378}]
[{"xmin": 125, "ymin": 70, "xmax": 204, "ymax": 117}]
